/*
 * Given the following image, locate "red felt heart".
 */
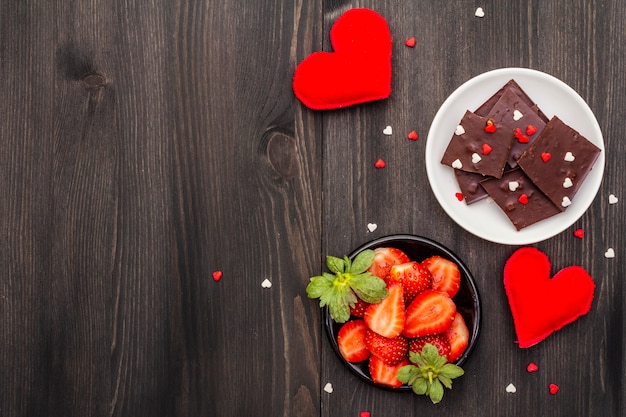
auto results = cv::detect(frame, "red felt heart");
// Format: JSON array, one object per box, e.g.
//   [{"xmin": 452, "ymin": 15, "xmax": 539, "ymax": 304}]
[
  {"xmin": 503, "ymin": 247, "xmax": 595, "ymax": 348},
  {"xmin": 292, "ymin": 8, "xmax": 392, "ymax": 110}
]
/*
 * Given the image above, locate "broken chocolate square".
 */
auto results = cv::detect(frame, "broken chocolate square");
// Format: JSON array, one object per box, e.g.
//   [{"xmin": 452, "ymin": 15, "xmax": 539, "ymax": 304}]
[
  {"xmin": 454, "ymin": 169, "xmax": 489, "ymax": 204},
  {"xmin": 516, "ymin": 116, "xmax": 602, "ymax": 211},
  {"xmin": 441, "ymin": 110, "xmax": 514, "ymax": 179},
  {"xmin": 480, "ymin": 168, "xmax": 561, "ymax": 230},
  {"xmin": 485, "ymin": 88, "xmax": 547, "ymax": 167},
  {"xmin": 475, "ymin": 79, "xmax": 550, "ymax": 123}
]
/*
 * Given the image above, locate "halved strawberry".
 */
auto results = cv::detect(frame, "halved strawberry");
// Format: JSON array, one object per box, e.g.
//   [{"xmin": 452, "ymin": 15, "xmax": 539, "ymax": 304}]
[
  {"xmin": 364, "ymin": 281, "xmax": 405, "ymax": 338},
  {"xmin": 403, "ymin": 290, "xmax": 456, "ymax": 338},
  {"xmin": 368, "ymin": 247, "xmax": 410, "ymax": 280},
  {"xmin": 364, "ymin": 330, "xmax": 408, "ymax": 365},
  {"xmin": 337, "ymin": 319, "xmax": 371, "ymax": 363},
  {"xmin": 444, "ymin": 312, "xmax": 469, "ymax": 363},
  {"xmin": 350, "ymin": 296, "xmax": 370, "ymax": 318},
  {"xmin": 408, "ymin": 334, "xmax": 451, "ymax": 359},
  {"xmin": 368, "ymin": 355, "xmax": 410, "ymax": 388},
  {"xmin": 388, "ymin": 261, "xmax": 432, "ymax": 305},
  {"xmin": 422, "ymin": 256, "xmax": 461, "ymax": 298}
]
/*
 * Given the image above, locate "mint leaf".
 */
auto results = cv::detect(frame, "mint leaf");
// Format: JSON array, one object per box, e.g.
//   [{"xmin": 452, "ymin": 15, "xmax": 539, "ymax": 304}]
[{"xmin": 350, "ymin": 249, "xmax": 375, "ymax": 274}]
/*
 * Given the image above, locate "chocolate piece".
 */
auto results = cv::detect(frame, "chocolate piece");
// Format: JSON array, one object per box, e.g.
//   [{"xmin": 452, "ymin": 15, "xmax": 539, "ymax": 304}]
[
  {"xmin": 486, "ymin": 88, "xmax": 547, "ymax": 167},
  {"xmin": 480, "ymin": 168, "xmax": 562, "ymax": 230},
  {"xmin": 517, "ymin": 116, "xmax": 602, "ymax": 211},
  {"xmin": 441, "ymin": 110, "xmax": 514, "ymax": 179},
  {"xmin": 454, "ymin": 169, "xmax": 489, "ymax": 204},
  {"xmin": 475, "ymin": 79, "xmax": 550, "ymax": 123}
]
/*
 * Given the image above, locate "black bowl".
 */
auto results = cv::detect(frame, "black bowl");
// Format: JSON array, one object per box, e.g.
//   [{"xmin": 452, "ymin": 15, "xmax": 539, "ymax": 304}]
[{"xmin": 324, "ymin": 234, "xmax": 481, "ymax": 391}]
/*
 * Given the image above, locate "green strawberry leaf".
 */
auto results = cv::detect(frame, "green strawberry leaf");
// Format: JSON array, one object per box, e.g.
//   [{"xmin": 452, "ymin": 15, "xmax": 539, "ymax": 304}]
[
  {"xmin": 349, "ymin": 249, "xmax": 375, "ymax": 274},
  {"xmin": 399, "ymin": 343, "xmax": 465, "ymax": 404},
  {"xmin": 307, "ymin": 250, "xmax": 384, "ymax": 323}
]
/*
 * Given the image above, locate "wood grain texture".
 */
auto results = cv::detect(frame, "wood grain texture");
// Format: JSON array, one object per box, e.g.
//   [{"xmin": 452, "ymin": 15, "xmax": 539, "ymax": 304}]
[{"xmin": 0, "ymin": 1, "xmax": 623, "ymax": 417}]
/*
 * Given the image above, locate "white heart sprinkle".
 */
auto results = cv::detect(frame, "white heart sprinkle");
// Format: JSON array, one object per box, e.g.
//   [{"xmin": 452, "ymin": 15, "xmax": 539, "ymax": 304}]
[
  {"xmin": 451, "ymin": 159, "xmax": 463, "ymax": 169},
  {"xmin": 564, "ymin": 151, "xmax": 575, "ymax": 162},
  {"xmin": 324, "ymin": 382, "xmax": 334, "ymax": 393},
  {"xmin": 506, "ymin": 383, "xmax": 517, "ymax": 393},
  {"xmin": 508, "ymin": 181, "xmax": 520, "ymax": 192},
  {"xmin": 609, "ymin": 194, "xmax": 618, "ymax": 204},
  {"xmin": 472, "ymin": 153, "xmax": 482, "ymax": 164},
  {"xmin": 563, "ymin": 178, "xmax": 573, "ymax": 188},
  {"xmin": 383, "ymin": 126, "xmax": 392, "ymax": 136},
  {"xmin": 513, "ymin": 110, "xmax": 523, "ymax": 121},
  {"xmin": 475, "ymin": 7, "xmax": 485, "ymax": 17},
  {"xmin": 261, "ymin": 279, "xmax": 272, "ymax": 288},
  {"xmin": 367, "ymin": 223, "xmax": 378, "ymax": 232},
  {"xmin": 561, "ymin": 196, "xmax": 572, "ymax": 207},
  {"xmin": 604, "ymin": 248, "xmax": 615, "ymax": 258},
  {"xmin": 455, "ymin": 125, "xmax": 465, "ymax": 135}
]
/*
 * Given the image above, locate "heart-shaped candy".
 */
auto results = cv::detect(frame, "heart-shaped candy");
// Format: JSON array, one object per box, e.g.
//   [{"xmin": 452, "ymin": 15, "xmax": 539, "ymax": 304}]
[
  {"xmin": 292, "ymin": 8, "xmax": 392, "ymax": 110},
  {"xmin": 503, "ymin": 247, "xmax": 595, "ymax": 348}
]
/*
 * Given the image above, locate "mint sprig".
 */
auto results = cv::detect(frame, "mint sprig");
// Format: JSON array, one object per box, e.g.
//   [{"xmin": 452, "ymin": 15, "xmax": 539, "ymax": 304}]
[
  {"xmin": 396, "ymin": 344, "xmax": 465, "ymax": 404},
  {"xmin": 306, "ymin": 249, "xmax": 388, "ymax": 323}
]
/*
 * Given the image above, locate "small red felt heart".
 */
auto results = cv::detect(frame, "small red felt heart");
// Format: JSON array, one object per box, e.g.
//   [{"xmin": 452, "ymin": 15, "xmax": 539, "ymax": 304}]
[
  {"xmin": 292, "ymin": 8, "xmax": 392, "ymax": 110},
  {"xmin": 504, "ymin": 247, "xmax": 595, "ymax": 348}
]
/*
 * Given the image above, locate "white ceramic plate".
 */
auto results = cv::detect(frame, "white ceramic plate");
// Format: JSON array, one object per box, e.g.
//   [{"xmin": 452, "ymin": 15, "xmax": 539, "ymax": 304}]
[{"xmin": 425, "ymin": 68, "xmax": 605, "ymax": 245}]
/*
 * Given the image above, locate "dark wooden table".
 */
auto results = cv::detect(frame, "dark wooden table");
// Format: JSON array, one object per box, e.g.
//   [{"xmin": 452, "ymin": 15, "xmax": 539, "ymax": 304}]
[{"xmin": 1, "ymin": 1, "xmax": 624, "ymax": 416}]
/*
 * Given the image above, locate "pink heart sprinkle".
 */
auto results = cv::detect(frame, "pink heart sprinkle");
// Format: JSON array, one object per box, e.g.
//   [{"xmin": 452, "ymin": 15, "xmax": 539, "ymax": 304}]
[
  {"xmin": 527, "ymin": 362, "xmax": 539, "ymax": 372},
  {"xmin": 212, "ymin": 270, "xmax": 223, "ymax": 281}
]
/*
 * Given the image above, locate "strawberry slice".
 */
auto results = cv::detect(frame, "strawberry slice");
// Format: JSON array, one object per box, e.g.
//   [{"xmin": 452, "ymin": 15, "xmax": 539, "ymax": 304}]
[
  {"xmin": 388, "ymin": 261, "xmax": 432, "ymax": 305},
  {"xmin": 364, "ymin": 281, "xmax": 405, "ymax": 338},
  {"xmin": 349, "ymin": 296, "xmax": 370, "ymax": 318},
  {"xmin": 367, "ymin": 247, "xmax": 410, "ymax": 280},
  {"xmin": 368, "ymin": 355, "xmax": 410, "ymax": 388},
  {"xmin": 337, "ymin": 319, "xmax": 371, "ymax": 363},
  {"xmin": 422, "ymin": 256, "xmax": 461, "ymax": 298},
  {"xmin": 403, "ymin": 290, "xmax": 456, "ymax": 338},
  {"xmin": 408, "ymin": 334, "xmax": 451, "ymax": 360},
  {"xmin": 444, "ymin": 312, "xmax": 469, "ymax": 363},
  {"xmin": 364, "ymin": 330, "xmax": 408, "ymax": 365}
]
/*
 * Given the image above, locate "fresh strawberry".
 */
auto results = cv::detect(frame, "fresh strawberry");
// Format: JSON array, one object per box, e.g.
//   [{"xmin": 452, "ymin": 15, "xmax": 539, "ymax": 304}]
[
  {"xmin": 367, "ymin": 247, "xmax": 410, "ymax": 280},
  {"xmin": 421, "ymin": 255, "xmax": 461, "ymax": 298},
  {"xmin": 444, "ymin": 312, "xmax": 469, "ymax": 363},
  {"xmin": 403, "ymin": 290, "xmax": 456, "ymax": 338},
  {"xmin": 349, "ymin": 296, "xmax": 370, "ymax": 318},
  {"xmin": 364, "ymin": 281, "xmax": 405, "ymax": 338},
  {"xmin": 408, "ymin": 334, "xmax": 451, "ymax": 359},
  {"xmin": 388, "ymin": 261, "xmax": 432, "ymax": 305},
  {"xmin": 364, "ymin": 330, "xmax": 408, "ymax": 365},
  {"xmin": 337, "ymin": 319, "xmax": 371, "ymax": 363},
  {"xmin": 368, "ymin": 355, "xmax": 410, "ymax": 388}
]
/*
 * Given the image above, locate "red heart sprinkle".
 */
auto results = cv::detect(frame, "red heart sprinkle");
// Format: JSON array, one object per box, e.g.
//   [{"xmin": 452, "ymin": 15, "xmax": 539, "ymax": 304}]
[
  {"xmin": 360, "ymin": 412, "xmax": 371, "ymax": 417},
  {"xmin": 515, "ymin": 128, "xmax": 529, "ymax": 143},
  {"xmin": 484, "ymin": 121, "xmax": 497, "ymax": 133},
  {"xmin": 527, "ymin": 362, "xmax": 539, "ymax": 372},
  {"xmin": 482, "ymin": 143, "xmax": 493, "ymax": 155},
  {"xmin": 518, "ymin": 194, "xmax": 529, "ymax": 205},
  {"xmin": 455, "ymin": 192, "xmax": 464, "ymax": 201},
  {"xmin": 212, "ymin": 270, "xmax": 223, "ymax": 281},
  {"xmin": 375, "ymin": 158, "xmax": 386, "ymax": 168},
  {"xmin": 526, "ymin": 125, "xmax": 537, "ymax": 136},
  {"xmin": 574, "ymin": 228, "xmax": 585, "ymax": 239},
  {"xmin": 541, "ymin": 152, "xmax": 551, "ymax": 162},
  {"xmin": 549, "ymin": 383, "xmax": 559, "ymax": 395},
  {"xmin": 407, "ymin": 130, "xmax": 418, "ymax": 140},
  {"xmin": 404, "ymin": 37, "xmax": 416, "ymax": 47}
]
